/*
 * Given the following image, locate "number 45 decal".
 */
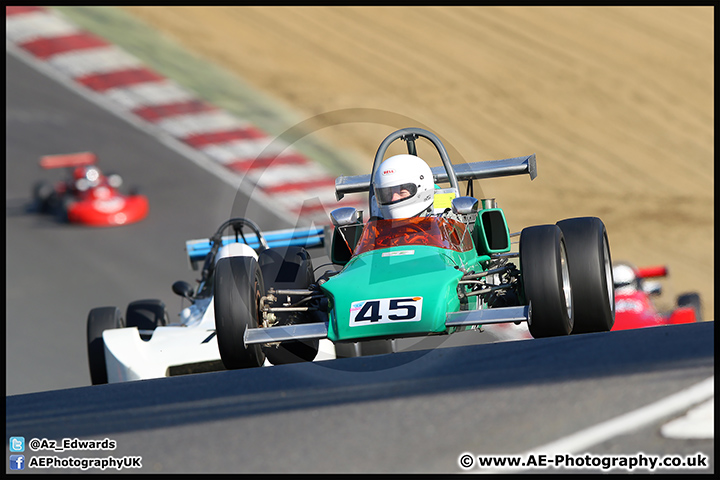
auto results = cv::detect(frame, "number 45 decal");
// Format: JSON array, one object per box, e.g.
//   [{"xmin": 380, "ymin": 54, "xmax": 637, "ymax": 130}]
[{"xmin": 349, "ymin": 297, "xmax": 423, "ymax": 326}]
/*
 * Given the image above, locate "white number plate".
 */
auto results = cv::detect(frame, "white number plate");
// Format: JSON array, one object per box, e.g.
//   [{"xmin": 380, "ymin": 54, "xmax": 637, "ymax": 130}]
[{"xmin": 349, "ymin": 297, "xmax": 423, "ymax": 326}]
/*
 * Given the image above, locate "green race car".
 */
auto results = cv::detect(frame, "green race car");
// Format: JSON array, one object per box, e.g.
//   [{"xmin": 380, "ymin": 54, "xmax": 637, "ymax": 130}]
[{"xmin": 215, "ymin": 128, "xmax": 615, "ymax": 368}]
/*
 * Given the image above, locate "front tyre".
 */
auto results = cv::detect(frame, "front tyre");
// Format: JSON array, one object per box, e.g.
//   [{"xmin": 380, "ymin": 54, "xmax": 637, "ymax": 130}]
[
  {"xmin": 126, "ymin": 299, "xmax": 168, "ymax": 331},
  {"xmin": 520, "ymin": 225, "xmax": 573, "ymax": 338},
  {"xmin": 86, "ymin": 306, "xmax": 125, "ymax": 385},
  {"xmin": 556, "ymin": 217, "xmax": 615, "ymax": 334},
  {"xmin": 214, "ymin": 256, "xmax": 266, "ymax": 369}
]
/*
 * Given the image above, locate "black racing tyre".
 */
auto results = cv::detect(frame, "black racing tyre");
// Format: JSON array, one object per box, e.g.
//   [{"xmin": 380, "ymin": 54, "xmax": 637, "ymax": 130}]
[
  {"xmin": 126, "ymin": 299, "xmax": 168, "ymax": 332},
  {"xmin": 214, "ymin": 256, "xmax": 266, "ymax": 369},
  {"xmin": 56, "ymin": 198, "xmax": 71, "ymax": 223},
  {"xmin": 677, "ymin": 292, "xmax": 702, "ymax": 322},
  {"xmin": 556, "ymin": 217, "xmax": 615, "ymax": 334},
  {"xmin": 87, "ymin": 306, "xmax": 125, "ymax": 385},
  {"xmin": 32, "ymin": 181, "xmax": 54, "ymax": 213},
  {"xmin": 258, "ymin": 247, "xmax": 320, "ymax": 365},
  {"xmin": 520, "ymin": 224, "xmax": 573, "ymax": 338}
]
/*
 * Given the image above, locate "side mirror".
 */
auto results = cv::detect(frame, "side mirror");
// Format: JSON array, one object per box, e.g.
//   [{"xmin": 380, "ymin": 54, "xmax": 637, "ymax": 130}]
[
  {"xmin": 172, "ymin": 280, "xmax": 195, "ymax": 303},
  {"xmin": 107, "ymin": 173, "xmax": 123, "ymax": 188},
  {"xmin": 451, "ymin": 196, "xmax": 479, "ymax": 215},
  {"xmin": 329, "ymin": 208, "xmax": 364, "ymax": 266},
  {"xmin": 331, "ymin": 207, "xmax": 359, "ymax": 227},
  {"xmin": 451, "ymin": 196, "xmax": 478, "ymax": 234}
]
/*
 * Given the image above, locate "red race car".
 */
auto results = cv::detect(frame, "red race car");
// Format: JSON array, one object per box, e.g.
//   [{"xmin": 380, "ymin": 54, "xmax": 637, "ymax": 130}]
[
  {"xmin": 612, "ymin": 262, "xmax": 702, "ymax": 331},
  {"xmin": 32, "ymin": 152, "xmax": 149, "ymax": 227}
]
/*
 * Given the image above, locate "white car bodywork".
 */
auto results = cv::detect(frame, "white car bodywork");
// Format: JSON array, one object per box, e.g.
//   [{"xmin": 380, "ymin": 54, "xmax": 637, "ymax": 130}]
[{"xmin": 101, "ymin": 241, "xmax": 336, "ymax": 383}]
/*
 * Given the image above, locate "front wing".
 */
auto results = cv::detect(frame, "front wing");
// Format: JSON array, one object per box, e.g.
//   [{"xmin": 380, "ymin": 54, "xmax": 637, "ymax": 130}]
[{"xmin": 244, "ymin": 305, "xmax": 531, "ymax": 346}]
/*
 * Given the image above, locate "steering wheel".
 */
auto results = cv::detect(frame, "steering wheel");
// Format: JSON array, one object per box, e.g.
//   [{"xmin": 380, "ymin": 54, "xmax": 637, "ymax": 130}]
[{"xmin": 200, "ymin": 217, "xmax": 269, "ymax": 282}]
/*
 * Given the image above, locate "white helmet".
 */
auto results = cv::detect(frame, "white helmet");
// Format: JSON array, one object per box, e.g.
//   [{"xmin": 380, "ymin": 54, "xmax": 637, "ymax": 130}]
[
  {"xmin": 613, "ymin": 263, "xmax": 638, "ymax": 290},
  {"xmin": 373, "ymin": 154, "xmax": 435, "ymax": 219}
]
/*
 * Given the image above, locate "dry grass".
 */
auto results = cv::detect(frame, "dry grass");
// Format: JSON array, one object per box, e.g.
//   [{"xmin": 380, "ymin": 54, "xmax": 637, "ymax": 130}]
[{"xmin": 121, "ymin": 6, "xmax": 714, "ymax": 318}]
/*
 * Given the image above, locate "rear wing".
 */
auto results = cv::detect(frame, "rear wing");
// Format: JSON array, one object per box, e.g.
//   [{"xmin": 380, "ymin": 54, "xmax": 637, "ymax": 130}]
[
  {"xmin": 185, "ymin": 226, "xmax": 326, "ymax": 270},
  {"xmin": 40, "ymin": 152, "xmax": 97, "ymax": 169},
  {"xmin": 637, "ymin": 265, "xmax": 668, "ymax": 279},
  {"xmin": 335, "ymin": 154, "xmax": 537, "ymax": 200}
]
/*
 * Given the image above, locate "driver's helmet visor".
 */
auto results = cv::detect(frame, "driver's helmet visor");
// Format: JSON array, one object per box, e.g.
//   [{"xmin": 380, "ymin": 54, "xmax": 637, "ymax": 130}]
[{"xmin": 375, "ymin": 182, "xmax": 418, "ymax": 205}]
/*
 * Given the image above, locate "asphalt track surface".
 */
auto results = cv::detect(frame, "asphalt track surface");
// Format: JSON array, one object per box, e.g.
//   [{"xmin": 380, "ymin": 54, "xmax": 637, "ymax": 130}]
[
  {"xmin": 6, "ymin": 51, "xmax": 286, "ymax": 395},
  {"xmin": 5, "ymin": 51, "xmax": 715, "ymax": 473}
]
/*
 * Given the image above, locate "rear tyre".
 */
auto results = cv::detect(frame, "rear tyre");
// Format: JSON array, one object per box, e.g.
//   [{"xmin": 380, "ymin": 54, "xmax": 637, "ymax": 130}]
[
  {"xmin": 214, "ymin": 256, "xmax": 266, "ymax": 369},
  {"xmin": 520, "ymin": 225, "xmax": 573, "ymax": 338},
  {"xmin": 556, "ymin": 217, "xmax": 615, "ymax": 334},
  {"xmin": 259, "ymin": 247, "xmax": 320, "ymax": 365},
  {"xmin": 677, "ymin": 292, "xmax": 702, "ymax": 322},
  {"xmin": 87, "ymin": 306, "xmax": 125, "ymax": 385}
]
